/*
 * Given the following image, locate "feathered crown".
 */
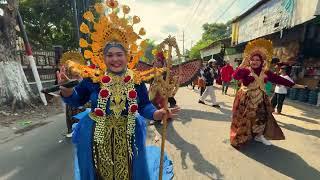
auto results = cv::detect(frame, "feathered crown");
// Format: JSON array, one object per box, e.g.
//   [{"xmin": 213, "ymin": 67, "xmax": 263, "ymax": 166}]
[
  {"xmin": 241, "ymin": 38, "xmax": 273, "ymax": 69},
  {"xmin": 64, "ymin": 0, "xmax": 147, "ymax": 82}
]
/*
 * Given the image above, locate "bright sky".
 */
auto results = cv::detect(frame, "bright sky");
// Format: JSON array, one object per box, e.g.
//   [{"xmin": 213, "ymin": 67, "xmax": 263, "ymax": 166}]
[{"xmin": 120, "ymin": 0, "xmax": 260, "ymax": 51}]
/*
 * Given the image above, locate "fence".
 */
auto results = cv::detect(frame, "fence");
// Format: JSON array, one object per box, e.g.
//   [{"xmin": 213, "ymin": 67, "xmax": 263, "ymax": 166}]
[
  {"xmin": 17, "ymin": 50, "xmax": 57, "ymax": 82},
  {"xmin": 16, "ymin": 50, "xmax": 60, "ymax": 93}
]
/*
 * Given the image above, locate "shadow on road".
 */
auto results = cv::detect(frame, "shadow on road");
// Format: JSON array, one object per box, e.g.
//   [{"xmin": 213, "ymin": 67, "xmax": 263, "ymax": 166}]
[
  {"xmin": 176, "ymin": 108, "xmax": 231, "ymax": 125},
  {"xmin": 240, "ymin": 142, "xmax": 320, "ymax": 180},
  {"xmin": 281, "ymin": 114, "xmax": 319, "ymax": 125},
  {"xmin": 285, "ymin": 100, "xmax": 320, "ymax": 121},
  {"xmin": 278, "ymin": 122, "xmax": 320, "ymax": 138},
  {"xmin": 154, "ymin": 123, "xmax": 224, "ymax": 180},
  {"xmin": 217, "ymin": 101, "xmax": 232, "ymax": 108}
]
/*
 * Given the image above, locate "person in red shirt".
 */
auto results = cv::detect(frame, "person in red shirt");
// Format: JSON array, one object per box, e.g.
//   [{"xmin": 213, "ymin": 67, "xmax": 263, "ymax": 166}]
[{"xmin": 220, "ymin": 61, "xmax": 234, "ymax": 95}]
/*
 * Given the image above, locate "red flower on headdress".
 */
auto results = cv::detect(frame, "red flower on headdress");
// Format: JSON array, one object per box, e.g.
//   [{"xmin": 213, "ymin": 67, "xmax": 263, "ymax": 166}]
[
  {"xmin": 128, "ymin": 90, "xmax": 137, "ymax": 99},
  {"xmin": 130, "ymin": 104, "xmax": 138, "ymax": 113},
  {"xmin": 99, "ymin": 89, "xmax": 110, "ymax": 98},
  {"xmin": 94, "ymin": 108, "xmax": 104, "ymax": 116},
  {"xmin": 89, "ymin": 64, "xmax": 96, "ymax": 69},
  {"xmin": 102, "ymin": 75, "xmax": 111, "ymax": 84},
  {"xmin": 124, "ymin": 75, "xmax": 131, "ymax": 83}
]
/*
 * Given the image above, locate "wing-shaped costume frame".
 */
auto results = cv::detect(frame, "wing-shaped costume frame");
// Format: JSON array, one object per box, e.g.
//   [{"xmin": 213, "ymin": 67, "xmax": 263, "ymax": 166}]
[{"xmin": 135, "ymin": 59, "xmax": 202, "ymax": 86}]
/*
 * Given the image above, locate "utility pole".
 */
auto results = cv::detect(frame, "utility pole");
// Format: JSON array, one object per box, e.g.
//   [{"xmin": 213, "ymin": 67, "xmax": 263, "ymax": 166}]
[
  {"xmin": 191, "ymin": 40, "xmax": 193, "ymax": 49},
  {"xmin": 72, "ymin": 0, "xmax": 81, "ymax": 52},
  {"xmin": 182, "ymin": 30, "xmax": 185, "ymax": 57},
  {"xmin": 17, "ymin": 10, "xmax": 47, "ymax": 105}
]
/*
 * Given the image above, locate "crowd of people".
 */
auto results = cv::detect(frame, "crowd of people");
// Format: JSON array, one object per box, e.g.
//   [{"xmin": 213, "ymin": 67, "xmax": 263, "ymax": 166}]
[
  {"xmin": 190, "ymin": 39, "xmax": 305, "ymax": 147},
  {"xmin": 54, "ymin": 1, "xmax": 308, "ymax": 179}
]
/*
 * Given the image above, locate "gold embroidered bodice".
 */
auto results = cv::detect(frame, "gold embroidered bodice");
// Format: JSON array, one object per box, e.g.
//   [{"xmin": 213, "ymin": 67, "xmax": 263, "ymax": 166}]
[
  {"xmin": 240, "ymin": 69, "xmax": 267, "ymax": 109},
  {"xmin": 89, "ymin": 71, "xmax": 137, "ymax": 180}
]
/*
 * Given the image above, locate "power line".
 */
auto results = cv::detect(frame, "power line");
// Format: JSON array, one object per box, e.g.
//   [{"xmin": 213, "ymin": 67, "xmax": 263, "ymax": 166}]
[
  {"xmin": 196, "ymin": 0, "xmax": 226, "ymax": 29},
  {"xmin": 184, "ymin": 0, "xmax": 211, "ymax": 37},
  {"xmin": 187, "ymin": 0, "xmax": 260, "ymax": 50},
  {"xmin": 192, "ymin": 0, "xmax": 210, "ymax": 25},
  {"xmin": 187, "ymin": 0, "xmax": 238, "ymax": 44},
  {"xmin": 235, "ymin": 0, "xmax": 257, "ymax": 18},
  {"xmin": 213, "ymin": 0, "xmax": 238, "ymax": 23},
  {"xmin": 183, "ymin": 0, "xmax": 203, "ymax": 29},
  {"xmin": 182, "ymin": 0, "xmax": 197, "ymax": 27},
  {"xmin": 184, "ymin": 0, "xmax": 202, "ymax": 27}
]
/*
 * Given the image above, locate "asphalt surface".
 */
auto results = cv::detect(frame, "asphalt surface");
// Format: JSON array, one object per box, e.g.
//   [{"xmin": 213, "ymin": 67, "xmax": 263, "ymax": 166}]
[
  {"xmin": 0, "ymin": 114, "xmax": 73, "ymax": 180},
  {"xmin": 0, "ymin": 86, "xmax": 319, "ymax": 180}
]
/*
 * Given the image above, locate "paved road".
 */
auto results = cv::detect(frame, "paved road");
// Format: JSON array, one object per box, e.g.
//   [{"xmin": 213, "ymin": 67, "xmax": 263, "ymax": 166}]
[
  {"xmin": 148, "ymin": 86, "xmax": 320, "ymax": 180},
  {"xmin": 0, "ymin": 114, "xmax": 73, "ymax": 180},
  {"xmin": 0, "ymin": 86, "xmax": 319, "ymax": 180}
]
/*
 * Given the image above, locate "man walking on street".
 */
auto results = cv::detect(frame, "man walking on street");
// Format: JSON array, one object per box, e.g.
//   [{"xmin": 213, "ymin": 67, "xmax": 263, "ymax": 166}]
[
  {"xmin": 198, "ymin": 59, "xmax": 220, "ymax": 108},
  {"xmin": 220, "ymin": 61, "xmax": 234, "ymax": 95},
  {"xmin": 198, "ymin": 66, "xmax": 206, "ymax": 96}
]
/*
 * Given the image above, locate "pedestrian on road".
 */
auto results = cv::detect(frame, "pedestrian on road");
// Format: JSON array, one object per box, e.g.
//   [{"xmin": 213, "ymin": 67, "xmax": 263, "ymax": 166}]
[
  {"xmin": 198, "ymin": 66, "xmax": 206, "ymax": 96},
  {"xmin": 271, "ymin": 65, "xmax": 294, "ymax": 114},
  {"xmin": 230, "ymin": 38, "xmax": 305, "ymax": 148},
  {"xmin": 198, "ymin": 59, "xmax": 220, "ymax": 108},
  {"xmin": 220, "ymin": 61, "xmax": 234, "ymax": 95}
]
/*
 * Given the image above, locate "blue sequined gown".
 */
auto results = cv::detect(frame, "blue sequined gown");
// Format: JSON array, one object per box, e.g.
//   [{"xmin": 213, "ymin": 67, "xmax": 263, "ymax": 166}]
[{"xmin": 63, "ymin": 78, "xmax": 173, "ymax": 180}]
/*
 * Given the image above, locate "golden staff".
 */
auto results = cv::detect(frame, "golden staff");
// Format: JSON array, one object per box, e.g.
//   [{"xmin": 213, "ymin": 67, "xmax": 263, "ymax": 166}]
[{"xmin": 158, "ymin": 39, "xmax": 174, "ymax": 180}]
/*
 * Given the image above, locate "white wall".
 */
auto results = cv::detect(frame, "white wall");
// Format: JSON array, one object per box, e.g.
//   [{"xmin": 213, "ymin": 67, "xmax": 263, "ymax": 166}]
[
  {"xmin": 316, "ymin": 0, "xmax": 320, "ymax": 15},
  {"xmin": 292, "ymin": 0, "xmax": 319, "ymax": 25},
  {"xmin": 200, "ymin": 47, "xmax": 221, "ymax": 59},
  {"xmin": 237, "ymin": 0, "xmax": 319, "ymax": 44},
  {"xmin": 238, "ymin": 0, "xmax": 288, "ymax": 43}
]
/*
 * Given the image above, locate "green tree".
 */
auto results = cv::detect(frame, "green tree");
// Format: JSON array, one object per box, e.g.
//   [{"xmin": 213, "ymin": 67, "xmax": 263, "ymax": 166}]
[
  {"xmin": 202, "ymin": 23, "xmax": 228, "ymax": 41},
  {"xmin": 142, "ymin": 39, "xmax": 156, "ymax": 63},
  {"xmin": 19, "ymin": 0, "xmax": 101, "ymax": 50},
  {"xmin": 189, "ymin": 21, "xmax": 231, "ymax": 59},
  {"xmin": 0, "ymin": 0, "xmax": 35, "ymax": 108},
  {"xmin": 189, "ymin": 39, "xmax": 213, "ymax": 59}
]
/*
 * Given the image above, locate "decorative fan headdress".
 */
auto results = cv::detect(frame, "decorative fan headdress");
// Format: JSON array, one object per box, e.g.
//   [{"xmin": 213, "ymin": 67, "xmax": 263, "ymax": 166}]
[
  {"xmin": 64, "ymin": 0, "xmax": 147, "ymax": 82},
  {"xmin": 241, "ymin": 38, "xmax": 273, "ymax": 70}
]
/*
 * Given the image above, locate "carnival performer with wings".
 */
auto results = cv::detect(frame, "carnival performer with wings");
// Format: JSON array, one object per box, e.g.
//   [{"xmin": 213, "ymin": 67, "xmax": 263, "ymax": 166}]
[
  {"xmin": 230, "ymin": 38, "xmax": 305, "ymax": 148},
  {"xmin": 57, "ymin": 1, "xmax": 179, "ymax": 179},
  {"xmin": 146, "ymin": 38, "xmax": 202, "ymax": 110}
]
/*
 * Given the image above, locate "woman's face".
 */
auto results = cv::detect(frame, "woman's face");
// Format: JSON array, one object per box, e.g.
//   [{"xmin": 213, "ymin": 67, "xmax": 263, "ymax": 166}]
[
  {"xmin": 104, "ymin": 47, "xmax": 127, "ymax": 73},
  {"xmin": 250, "ymin": 55, "xmax": 262, "ymax": 69}
]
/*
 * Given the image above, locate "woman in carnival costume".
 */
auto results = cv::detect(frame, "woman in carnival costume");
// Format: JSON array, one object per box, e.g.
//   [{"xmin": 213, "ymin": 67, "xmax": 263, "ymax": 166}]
[
  {"xmin": 230, "ymin": 38, "xmax": 305, "ymax": 148},
  {"xmin": 57, "ymin": 1, "xmax": 178, "ymax": 179}
]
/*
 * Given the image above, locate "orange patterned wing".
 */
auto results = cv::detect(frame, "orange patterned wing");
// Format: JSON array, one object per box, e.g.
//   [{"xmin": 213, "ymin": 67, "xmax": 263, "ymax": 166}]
[
  {"xmin": 171, "ymin": 59, "xmax": 202, "ymax": 87},
  {"xmin": 135, "ymin": 61, "xmax": 153, "ymax": 72}
]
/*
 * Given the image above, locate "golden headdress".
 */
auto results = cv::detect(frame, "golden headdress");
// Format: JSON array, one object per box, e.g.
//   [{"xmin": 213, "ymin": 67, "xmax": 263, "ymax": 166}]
[
  {"xmin": 241, "ymin": 38, "xmax": 273, "ymax": 69},
  {"xmin": 64, "ymin": 0, "xmax": 148, "ymax": 82},
  {"xmin": 60, "ymin": 51, "xmax": 85, "ymax": 66}
]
